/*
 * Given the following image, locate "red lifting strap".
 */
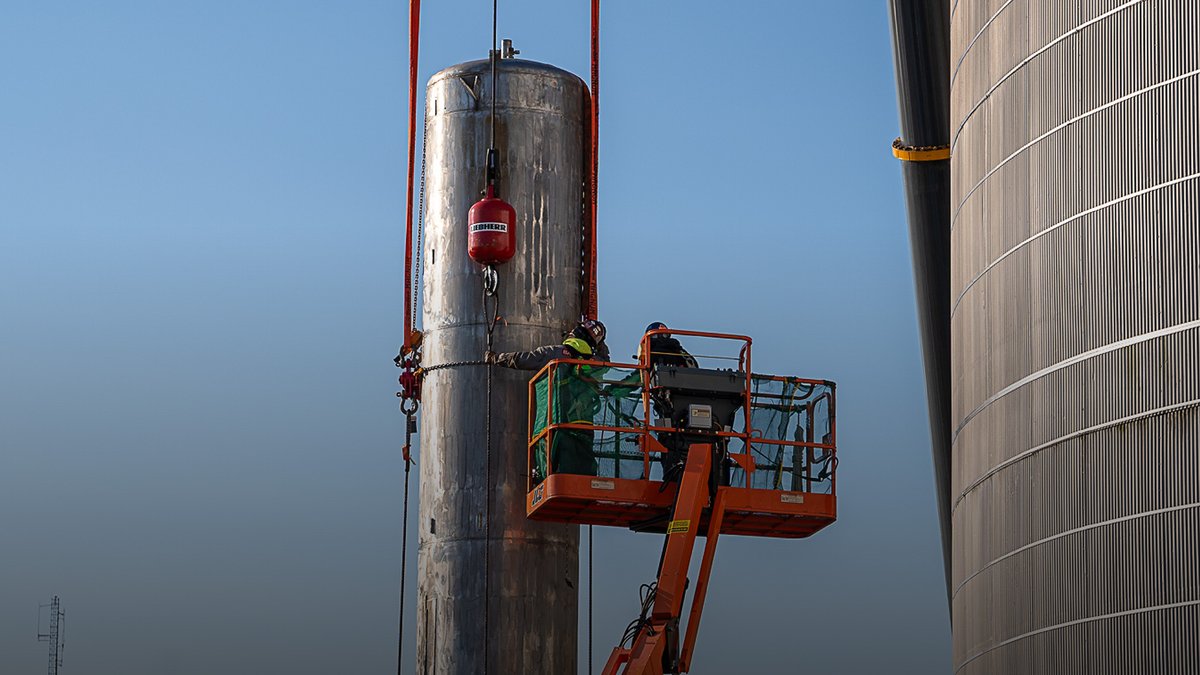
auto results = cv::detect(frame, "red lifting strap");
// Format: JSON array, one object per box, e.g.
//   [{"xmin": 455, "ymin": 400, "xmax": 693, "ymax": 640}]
[
  {"xmin": 403, "ymin": 0, "xmax": 421, "ymax": 344},
  {"xmin": 586, "ymin": 0, "xmax": 600, "ymax": 320}
]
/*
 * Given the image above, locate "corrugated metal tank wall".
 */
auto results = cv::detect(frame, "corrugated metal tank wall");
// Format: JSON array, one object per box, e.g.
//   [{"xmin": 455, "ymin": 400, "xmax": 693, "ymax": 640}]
[
  {"xmin": 949, "ymin": 1, "xmax": 1200, "ymax": 672},
  {"xmin": 418, "ymin": 58, "xmax": 586, "ymax": 674}
]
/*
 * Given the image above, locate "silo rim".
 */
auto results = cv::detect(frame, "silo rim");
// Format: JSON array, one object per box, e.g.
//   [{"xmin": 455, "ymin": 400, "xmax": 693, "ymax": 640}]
[{"xmin": 427, "ymin": 57, "xmax": 586, "ymax": 91}]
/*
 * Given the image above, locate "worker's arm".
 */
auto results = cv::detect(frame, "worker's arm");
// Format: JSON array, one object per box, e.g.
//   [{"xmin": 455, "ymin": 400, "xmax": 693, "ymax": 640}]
[
  {"xmin": 594, "ymin": 340, "xmax": 611, "ymax": 362},
  {"xmin": 488, "ymin": 344, "xmax": 576, "ymax": 371},
  {"xmin": 681, "ymin": 348, "xmax": 698, "ymax": 368}
]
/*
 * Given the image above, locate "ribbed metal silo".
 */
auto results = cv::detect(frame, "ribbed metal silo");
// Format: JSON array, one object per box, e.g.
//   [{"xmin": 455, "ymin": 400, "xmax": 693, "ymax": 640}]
[
  {"xmin": 418, "ymin": 57, "xmax": 587, "ymax": 674},
  {"xmin": 949, "ymin": 1, "xmax": 1200, "ymax": 672}
]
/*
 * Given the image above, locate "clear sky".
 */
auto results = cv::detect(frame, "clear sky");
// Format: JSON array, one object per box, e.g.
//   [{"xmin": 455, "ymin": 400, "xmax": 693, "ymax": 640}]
[{"xmin": 0, "ymin": 1, "xmax": 950, "ymax": 673}]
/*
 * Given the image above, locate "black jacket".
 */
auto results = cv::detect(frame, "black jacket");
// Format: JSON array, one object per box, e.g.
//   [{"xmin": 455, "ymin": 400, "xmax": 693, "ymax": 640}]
[{"xmin": 647, "ymin": 336, "xmax": 697, "ymax": 368}]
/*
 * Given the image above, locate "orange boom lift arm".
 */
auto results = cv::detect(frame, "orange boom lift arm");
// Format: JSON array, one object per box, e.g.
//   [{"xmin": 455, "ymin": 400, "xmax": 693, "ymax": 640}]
[
  {"xmin": 602, "ymin": 441, "xmax": 725, "ymax": 674},
  {"xmin": 525, "ymin": 329, "xmax": 839, "ymax": 674}
]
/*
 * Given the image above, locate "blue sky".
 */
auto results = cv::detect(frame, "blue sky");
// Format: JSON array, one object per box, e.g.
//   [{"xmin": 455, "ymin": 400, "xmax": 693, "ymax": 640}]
[{"xmin": 0, "ymin": 2, "xmax": 949, "ymax": 672}]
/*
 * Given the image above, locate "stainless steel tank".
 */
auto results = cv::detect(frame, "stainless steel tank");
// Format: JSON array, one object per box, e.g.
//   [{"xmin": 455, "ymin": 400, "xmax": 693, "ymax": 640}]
[
  {"xmin": 417, "ymin": 57, "xmax": 587, "ymax": 674},
  {"xmin": 950, "ymin": 1, "xmax": 1200, "ymax": 672}
]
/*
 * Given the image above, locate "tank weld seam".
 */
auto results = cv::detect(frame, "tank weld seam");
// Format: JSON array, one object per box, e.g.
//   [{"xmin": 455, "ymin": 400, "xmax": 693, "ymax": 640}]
[
  {"xmin": 952, "ymin": 398, "xmax": 1200, "ymax": 513},
  {"xmin": 430, "ymin": 68, "xmax": 582, "ymax": 88},
  {"xmin": 415, "ymin": 535, "xmax": 579, "ymax": 546},
  {"xmin": 434, "ymin": 104, "xmax": 580, "ymax": 116},
  {"xmin": 951, "ymin": 501, "xmax": 1200, "ymax": 599},
  {"xmin": 951, "ymin": 319, "xmax": 1200, "ymax": 447},
  {"xmin": 951, "ymin": 0, "xmax": 1147, "ymax": 153},
  {"xmin": 950, "ymin": 69, "xmax": 1200, "ymax": 234},
  {"xmin": 951, "ymin": 169, "xmax": 1200, "ymax": 315},
  {"xmin": 950, "ymin": 0, "xmax": 1014, "ymax": 91},
  {"xmin": 423, "ymin": 320, "xmax": 575, "ymax": 332},
  {"xmin": 953, "ymin": 598, "xmax": 1200, "ymax": 673}
]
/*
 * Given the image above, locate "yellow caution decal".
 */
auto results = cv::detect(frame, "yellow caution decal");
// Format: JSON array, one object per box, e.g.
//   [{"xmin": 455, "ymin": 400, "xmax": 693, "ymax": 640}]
[{"xmin": 667, "ymin": 519, "xmax": 691, "ymax": 534}]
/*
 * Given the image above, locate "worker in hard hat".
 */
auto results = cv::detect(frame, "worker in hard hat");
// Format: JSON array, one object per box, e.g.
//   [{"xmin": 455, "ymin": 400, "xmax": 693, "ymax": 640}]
[
  {"xmin": 608, "ymin": 321, "xmax": 697, "ymax": 397},
  {"xmin": 485, "ymin": 318, "xmax": 608, "ymax": 369},
  {"xmin": 485, "ymin": 319, "xmax": 608, "ymax": 477},
  {"xmin": 638, "ymin": 321, "xmax": 697, "ymax": 368},
  {"xmin": 639, "ymin": 322, "xmax": 697, "ymax": 480}
]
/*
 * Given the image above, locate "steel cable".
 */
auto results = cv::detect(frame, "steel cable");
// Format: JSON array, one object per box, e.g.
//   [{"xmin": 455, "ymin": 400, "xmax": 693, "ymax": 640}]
[
  {"xmin": 481, "ymin": 271, "xmax": 501, "ymax": 674},
  {"xmin": 396, "ymin": 419, "xmax": 414, "ymax": 675},
  {"xmin": 483, "ymin": 4, "xmax": 500, "ymax": 667},
  {"xmin": 589, "ymin": 525, "xmax": 594, "ymax": 675}
]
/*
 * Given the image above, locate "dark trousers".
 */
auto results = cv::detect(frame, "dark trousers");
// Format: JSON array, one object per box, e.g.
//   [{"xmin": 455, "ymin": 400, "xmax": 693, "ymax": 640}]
[{"xmin": 538, "ymin": 429, "xmax": 598, "ymax": 477}]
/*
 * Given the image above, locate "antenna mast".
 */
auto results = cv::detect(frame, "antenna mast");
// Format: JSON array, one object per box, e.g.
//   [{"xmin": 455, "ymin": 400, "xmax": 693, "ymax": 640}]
[{"xmin": 37, "ymin": 595, "xmax": 65, "ymax": 675}]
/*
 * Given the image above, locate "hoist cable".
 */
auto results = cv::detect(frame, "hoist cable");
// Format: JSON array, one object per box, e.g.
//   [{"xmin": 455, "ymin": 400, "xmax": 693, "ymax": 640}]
[
  {"xmin": 480, "ymin": 1, "xmax": 502, "ymax": 667},
  {"xmin": 482, "ymin": 1, "xmax": 501, "ymax": 666},
  {"xmin": 589, "ymin": 524, "xmax": 594, "ymax": 675},
  {"xmin": 482, "ymin": 279, "xmax": 500, "ymax": 675},
  {"xmin": 490, "ymin": 0, "xmax": 498, "ymax": 151},
  {"xmin": 396, "ymin": 418, "xmax": 415, "ymax": 675},
  {"xmin": 484, "ymin": 0, "xmax": 498, "ymax": 191}
]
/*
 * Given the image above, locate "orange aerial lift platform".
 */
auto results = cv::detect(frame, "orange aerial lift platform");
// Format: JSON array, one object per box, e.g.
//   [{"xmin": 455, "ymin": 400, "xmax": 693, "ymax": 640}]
[{"xmin": 524, "ymin": 328, "xmax": 838, "ymax": 675}]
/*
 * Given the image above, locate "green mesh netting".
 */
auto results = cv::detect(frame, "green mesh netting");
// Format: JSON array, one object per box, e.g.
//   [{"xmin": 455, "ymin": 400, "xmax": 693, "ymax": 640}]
[
  {"xmin": 531, "ymin": 364, "xmax": 646, "ymax": 479},
  {"xmin": 529, "ymin": 367, "xmax": 834, "ymax": 491},
  {"xmin": 726, "ymin": 376, "xmax": 835, "ymax": 493}
]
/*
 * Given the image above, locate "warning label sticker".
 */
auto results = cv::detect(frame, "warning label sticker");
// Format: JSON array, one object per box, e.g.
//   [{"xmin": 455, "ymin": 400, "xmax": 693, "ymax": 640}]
[
  {"xmin": 590, "ymin": 479, "xmax": 615, "ymax": 490},
  {"xmin": 780, "ymin": 493, "xmax": 805, "ymax": 504},
  {"xmin": 667, "ymin": 519, "xmax": 691, "ymax": 534},
  {"xmin": 471, "ymin": 222, "xmax": 508, "ymax": 233}
]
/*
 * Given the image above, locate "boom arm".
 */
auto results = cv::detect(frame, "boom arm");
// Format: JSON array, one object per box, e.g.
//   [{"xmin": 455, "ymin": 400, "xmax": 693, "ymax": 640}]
[{"xmin": 603, "ymin": 442, "xmax": 726, "ymax": 675}]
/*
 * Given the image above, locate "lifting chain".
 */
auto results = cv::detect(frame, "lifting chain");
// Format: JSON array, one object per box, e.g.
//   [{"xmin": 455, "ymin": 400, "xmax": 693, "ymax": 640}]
[{"xmin": 412, "ymin": 115, "xmax": 429, "ymax": 333}]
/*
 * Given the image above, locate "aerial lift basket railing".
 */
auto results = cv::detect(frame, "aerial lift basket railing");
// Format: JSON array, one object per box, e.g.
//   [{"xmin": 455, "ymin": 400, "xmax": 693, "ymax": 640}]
[
  {"xmin": 526, "ymin": 329, "xmax": 837, "ymax": 538},
  {"xmin": 524, "ymin": 329, "xmax": 837, "ymax": 674}
]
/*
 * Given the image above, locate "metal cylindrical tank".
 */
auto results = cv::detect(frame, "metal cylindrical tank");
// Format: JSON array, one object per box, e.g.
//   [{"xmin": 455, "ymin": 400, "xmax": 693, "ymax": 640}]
[
  {"xmin": 417, "ymin": 57, "xmax": 587, "ymax": 674},
  {"xmin": 950, "ymin": 1, "xmax": 1200, "ymax": 672}
]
